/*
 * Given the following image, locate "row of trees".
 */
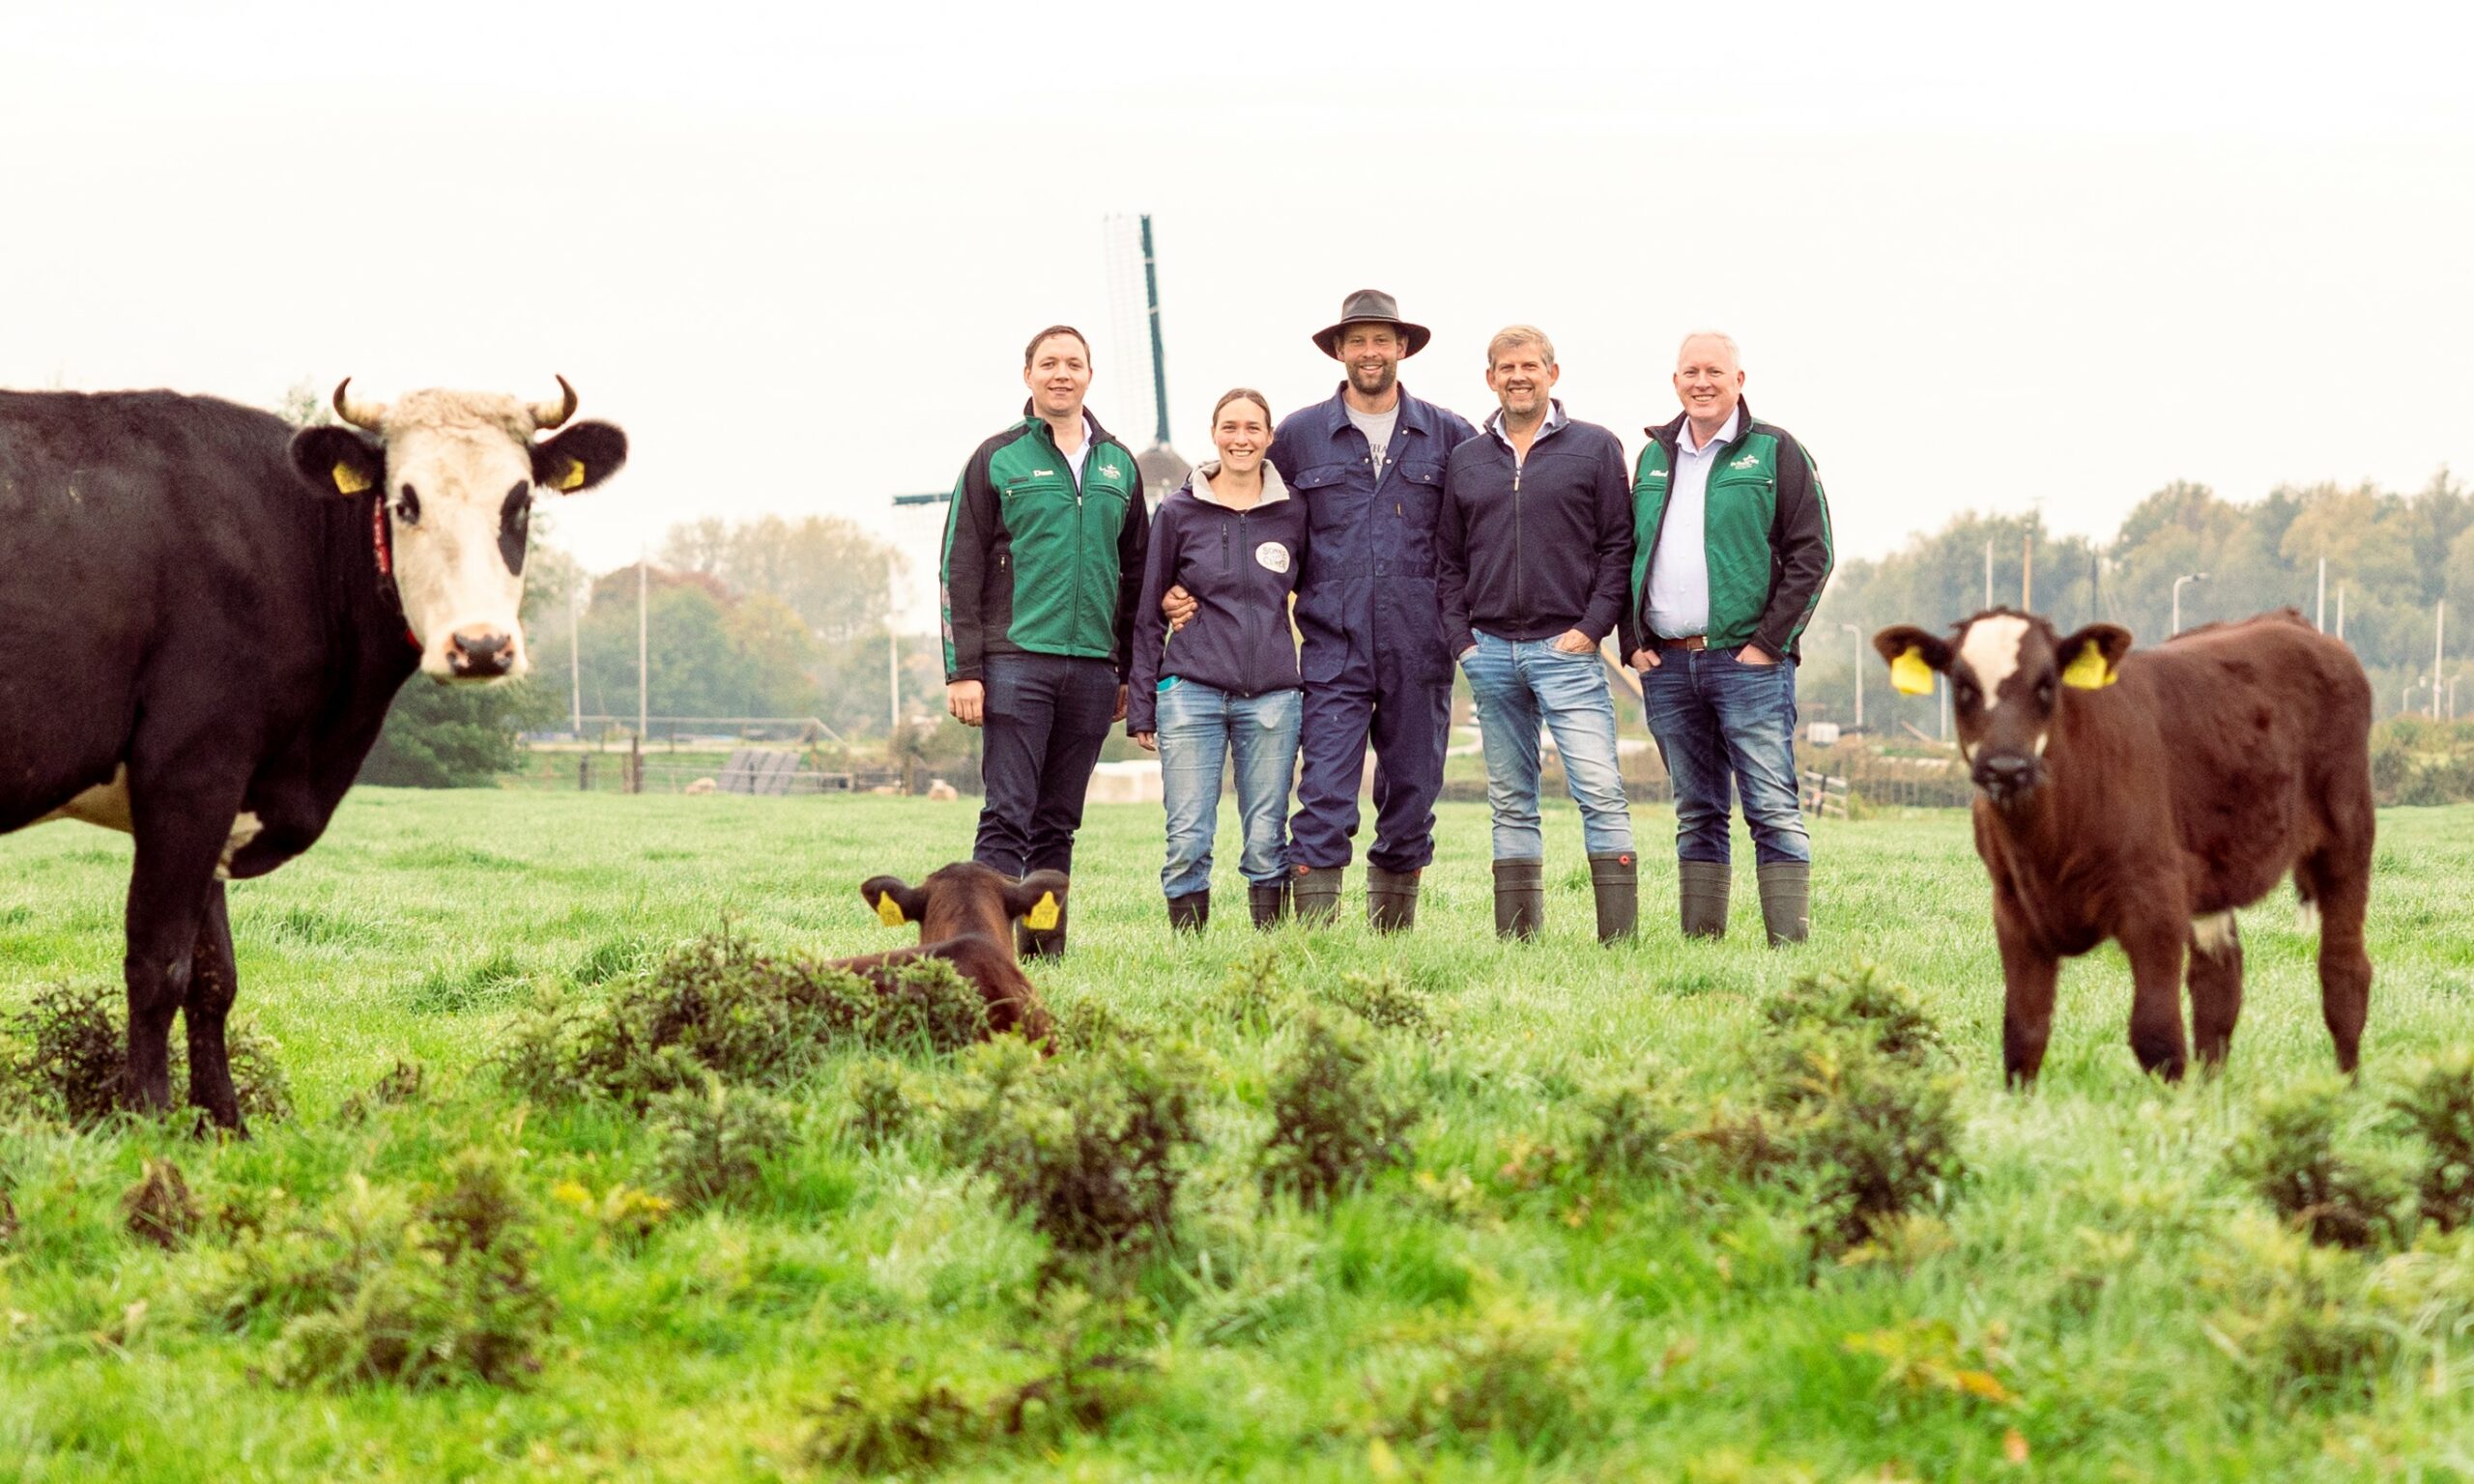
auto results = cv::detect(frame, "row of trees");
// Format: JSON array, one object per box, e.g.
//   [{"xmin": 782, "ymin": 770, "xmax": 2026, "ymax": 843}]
[{"xmin": 1801, "ymin": 472, "xmax": 2474, "ymax": 735}]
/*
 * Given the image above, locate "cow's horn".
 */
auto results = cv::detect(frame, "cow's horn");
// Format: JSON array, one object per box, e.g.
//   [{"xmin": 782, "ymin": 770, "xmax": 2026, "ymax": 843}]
[
  {"xmin": 331, "ymin": 378, "xmax": 388, "ymax": 430},
  {"xmin": 530, "ymin": 375, "xmax": 578, "ymax": 432}
]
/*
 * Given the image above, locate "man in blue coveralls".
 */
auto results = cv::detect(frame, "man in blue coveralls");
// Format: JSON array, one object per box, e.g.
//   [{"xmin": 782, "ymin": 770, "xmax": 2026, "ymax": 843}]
[{"xmin": 1165, "ymin": 290, "xmax": 1476, "ymax": 930}]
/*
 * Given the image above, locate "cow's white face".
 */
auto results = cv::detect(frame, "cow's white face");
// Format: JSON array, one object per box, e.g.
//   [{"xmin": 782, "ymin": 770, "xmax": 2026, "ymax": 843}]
[{"xmin": 291, "ymin": 382, "xmax": 626, "ymax": 682}]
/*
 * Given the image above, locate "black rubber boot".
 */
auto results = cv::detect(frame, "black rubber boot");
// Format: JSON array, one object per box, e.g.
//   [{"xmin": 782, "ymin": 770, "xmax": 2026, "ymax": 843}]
[
  {"xmin": 1290, "ymin": 866, "xmax": 1343, "ymax": 926},
  {"xmin": 1589, "ymin": 850, "xmax": 1638, "ymax": 944},
  {"xmin": 1016, "ymin": 900, "xmax": 1067, "ymax": 960},
  {"xmin": 1492, "ymin": 858, "xmax": 1544, "ymax": 940},
  {"xmin": 1678, "ymin": 860, "xmax": 1731, "ymax": 940},
  {"xmin": 1757, "ymin": 861, "xmax": 1811, "ymax": 946},
  {"xmin": 1167, "ymin": 890, "xmax": 1210, "ymax": 934},
  {"xmin": 1366, "ymin": 866, "xmax": 1421, "ymax": 934},
  {"xmin": 1248, "ymin": 881, "xmax": 1288, "ymax": 929}
]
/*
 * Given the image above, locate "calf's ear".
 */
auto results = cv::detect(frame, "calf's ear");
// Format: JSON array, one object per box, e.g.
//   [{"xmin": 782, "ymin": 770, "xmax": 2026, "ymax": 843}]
[
  {"xmin": 2057, "ymin": 623, "xmax": 2133, "ymax": 689},
  {"xmin": 859, "ymin": 875, "xmax": 928, "ymax": 928},
  {"xmin": 1873, "ymin": 625, "xmax": 1951, "ymax": 696},
  {"xmin": 289, "ymin": 426, "xmax": 385, "ymax": 499},
  {"xmin": 532, "ymin": 422, "xmax": 628, "ymax": 494},
  {"xmin": 1003, "ymin": 870, "xmax": 1070, "ymax": 928}
]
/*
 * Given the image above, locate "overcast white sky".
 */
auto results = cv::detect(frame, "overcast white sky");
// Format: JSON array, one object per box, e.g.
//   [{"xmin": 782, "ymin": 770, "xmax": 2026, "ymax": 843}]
[{"xmin": 5, "ymin": 1, "xmax": 2469, "ymax": 629}]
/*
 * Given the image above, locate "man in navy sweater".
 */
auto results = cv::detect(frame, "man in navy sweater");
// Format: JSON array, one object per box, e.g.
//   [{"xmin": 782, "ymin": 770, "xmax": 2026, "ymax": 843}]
[{"xmin": 1437, "ymin": 326, "xmax": 1638, "ymax": 941}]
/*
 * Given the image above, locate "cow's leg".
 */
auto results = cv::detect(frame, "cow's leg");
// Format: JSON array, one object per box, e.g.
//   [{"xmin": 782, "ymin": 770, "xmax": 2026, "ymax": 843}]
[
  {"xmin": 2185, "ymin": 911, "xmax": 2244, "ymax": 1070},
  {"xmin": 121, "ymin": 782, "xmax": 244, "ymax": 1117},
  {"xmin": 1996, "ymin": 917, "xmax": 2060, "ymax": 1088},
  {"xmin": 2119, "ymin": 916, "xmax": 2191, "ymax": 1082},
  {"xmin": 2303, "ymin": 845, "xmax": 2373, "ymax": 1075},
  {"xmin": 184, "ymin": 880, "xmax": 244, "ymax": 1131}
]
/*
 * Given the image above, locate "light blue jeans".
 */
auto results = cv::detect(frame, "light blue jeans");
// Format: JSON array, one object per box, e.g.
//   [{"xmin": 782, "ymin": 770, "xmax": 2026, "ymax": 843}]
[
  {"xmin": 1460, "ymin": 632, "xmax": 1633, "ymax": 861},
  {"xmin": 1157, "ymin": 679, "xmax": 1302, "ymax": 898}
]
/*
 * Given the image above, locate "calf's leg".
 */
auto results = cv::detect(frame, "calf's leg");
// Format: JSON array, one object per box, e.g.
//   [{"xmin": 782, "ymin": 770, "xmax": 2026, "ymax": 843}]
[
  {"xmin": 2119, "ymin": 916, "xmax": 2191, "ymax": 1081},
  {"xmin": 2185, "ymin": 912, "xmax": 2244, "ymax": 1070},
  {"xmin": 1996, "ymin": 918, "xmax": 2060, "ymax": 1087},
  {"xmin": 184, "ymin": 881, "xmax": 244, "ymax": 1131},
  {"xmin": 2303, "ymin": 848, "xmax": 2373, "ymax": 1074},
  {"xmin": 121, "ymin": 789, "xmax": 242, "ymax": 1116}
]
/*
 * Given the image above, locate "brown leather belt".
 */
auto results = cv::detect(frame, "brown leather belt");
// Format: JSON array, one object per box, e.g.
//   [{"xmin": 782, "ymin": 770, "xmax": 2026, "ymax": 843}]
[{"xmin": 1654, "ymin": 635, "xmax": 1709, "ymax": 652}]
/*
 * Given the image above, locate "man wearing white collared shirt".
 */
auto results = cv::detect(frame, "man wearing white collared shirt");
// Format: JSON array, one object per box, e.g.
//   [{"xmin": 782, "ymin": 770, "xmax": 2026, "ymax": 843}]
[{"xmin": 1620, "ymin": 331, "xmax": 1835, "ymax": 946}]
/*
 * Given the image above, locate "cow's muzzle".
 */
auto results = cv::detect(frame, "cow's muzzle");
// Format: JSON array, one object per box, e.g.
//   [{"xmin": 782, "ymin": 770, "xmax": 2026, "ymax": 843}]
[
  {"xmin": 445, "ymin": 625, "xmax": 518, "ymax": 680},
  {"xmin": 1972, "ymin": 753, "xmax": 2042, "ymax": 806}
]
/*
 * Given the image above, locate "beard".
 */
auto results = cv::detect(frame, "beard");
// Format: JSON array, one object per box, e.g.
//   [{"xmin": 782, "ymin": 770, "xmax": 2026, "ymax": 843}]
[{"xmin": 1348, "ymin": 360, "xmax": 1398, "ymax": 398}]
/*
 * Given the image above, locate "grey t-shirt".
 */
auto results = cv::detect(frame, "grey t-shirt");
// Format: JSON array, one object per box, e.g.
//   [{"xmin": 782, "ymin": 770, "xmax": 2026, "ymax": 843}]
[{"xmin": 1345, "ymin": 402, "xmax": 1400, "ymax": 477}]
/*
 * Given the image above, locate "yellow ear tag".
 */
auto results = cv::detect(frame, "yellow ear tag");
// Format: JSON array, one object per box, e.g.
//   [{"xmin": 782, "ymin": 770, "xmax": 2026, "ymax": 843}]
[
  {"xmin": 876, "ymin": 894, "xmax": 906, "ymax": 927},
  {"xmin": 332, "ymin": 461, "xmax": 372, "ymax": 496},
  {"xmin": 1889, "ymin": 646, "xmax": 1936, "ymax": 696},
  {"xmin": 1025, "ymin": 891, "xmax": 1059, "ymax": 931},
  {"xmin": 558, "ymin": 458, "xmax": 588, "ymax": 492},
  {"xmin": 2061, "ymin": 641, "xmax": 2116, "ymax": 690}
]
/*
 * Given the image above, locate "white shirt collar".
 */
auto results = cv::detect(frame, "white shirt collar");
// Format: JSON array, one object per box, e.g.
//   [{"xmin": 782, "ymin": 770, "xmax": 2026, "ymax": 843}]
[{"xmin": 1681, "ymin": 406, "xmax": 1740, "ymax": 456}]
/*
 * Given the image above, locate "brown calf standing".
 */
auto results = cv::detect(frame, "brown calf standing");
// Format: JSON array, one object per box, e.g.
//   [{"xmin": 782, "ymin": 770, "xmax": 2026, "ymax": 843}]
[
  {"xmin": 837, "ymin": 862, "xmax": 1065, "ymax": 1045},
  {"xmin": 1872, "ymin": 609, "xmax": 2373, "ymax": 1084}
]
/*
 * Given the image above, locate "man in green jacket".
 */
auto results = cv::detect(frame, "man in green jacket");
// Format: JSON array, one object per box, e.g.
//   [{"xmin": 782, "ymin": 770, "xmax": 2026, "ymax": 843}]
[
  {"xmin": 942, "ymin": 325, "xmax": 1149, "ymax": 957},
  {"xmin": 1619, "ymin": 331, "xmax": 1833, "ymax": 945}
]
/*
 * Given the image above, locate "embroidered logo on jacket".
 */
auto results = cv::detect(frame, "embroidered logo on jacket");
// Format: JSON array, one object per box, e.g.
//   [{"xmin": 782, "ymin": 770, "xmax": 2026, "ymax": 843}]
[
  {"xmin": 1730, "ymin": 454, "xmax": 1762, "ymax": 470},
  {"xmin": 1255, "ymin": 542, "xmax": 1291, "ymax": 574}
]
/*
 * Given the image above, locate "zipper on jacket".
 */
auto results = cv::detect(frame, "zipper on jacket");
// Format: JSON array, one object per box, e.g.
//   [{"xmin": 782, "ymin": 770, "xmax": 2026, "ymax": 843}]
[{"xmin": 1511, "ymin": 456, "xmax": 1524, "ymax": 637}]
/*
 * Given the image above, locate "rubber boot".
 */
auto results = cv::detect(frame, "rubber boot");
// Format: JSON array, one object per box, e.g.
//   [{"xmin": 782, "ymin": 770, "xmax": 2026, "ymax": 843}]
[
  {"xmin": 1589, "ymin": 850, "xmax": 1638, "ymax": 944},
  {"xmin": 1678, "ymin": 860, "xmax": 1731, "ymax": 940},
  {"xmin": 1167, "ymin": 890, "xmax": 1210, "ymax": 934},
  {"xmin": 1248, "ymin": 881, "xmax": 1289, "ymax": 929},
  {"xmin": 1366, "ymin": 866, "xmax": 1421, "ymax": 934},
  {"xmin": 1290, "ymin": 866, "xmax": 1343, "ymax": 926},
  {"xmin": 1757, "ymin": 861, "xmax": 1811, "ymax": 946},
  {"xmin": 1017, "ymin": 899, "xmax": 1067, "ymax": 960},
  {"xmin": 1492, "ymin": 858, "xmax": 1544, "ymax": 940}
]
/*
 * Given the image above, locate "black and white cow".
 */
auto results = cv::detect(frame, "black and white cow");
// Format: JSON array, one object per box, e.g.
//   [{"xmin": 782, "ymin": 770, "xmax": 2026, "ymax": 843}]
[{"xmin": 0, "ymin": 380, "xmax": 624, "ymax": 1128}]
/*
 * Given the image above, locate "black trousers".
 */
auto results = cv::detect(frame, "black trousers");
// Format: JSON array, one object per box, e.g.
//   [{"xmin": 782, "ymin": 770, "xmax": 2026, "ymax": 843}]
[{"xmin": 973, "ymin": 652, "xmax": 1119, "ymax": 878}]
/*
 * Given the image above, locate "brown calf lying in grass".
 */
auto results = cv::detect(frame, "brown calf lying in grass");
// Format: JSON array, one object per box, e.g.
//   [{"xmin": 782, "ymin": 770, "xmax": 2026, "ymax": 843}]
[{"xmin": 841, "ymin": 862, "xmax": 1065, "ymax": 1045}]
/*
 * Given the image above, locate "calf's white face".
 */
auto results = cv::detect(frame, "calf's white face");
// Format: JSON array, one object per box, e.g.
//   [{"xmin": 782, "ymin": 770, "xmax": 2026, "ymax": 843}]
[{"xmin": 292, "ymin": 380, "xmax": 626, "ymax": 682}]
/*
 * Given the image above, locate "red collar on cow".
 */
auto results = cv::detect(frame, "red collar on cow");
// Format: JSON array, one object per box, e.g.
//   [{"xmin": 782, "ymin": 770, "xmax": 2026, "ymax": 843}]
[{"xmin": 368, "ymin": 499, "xmax": 421, "ymax": 652}]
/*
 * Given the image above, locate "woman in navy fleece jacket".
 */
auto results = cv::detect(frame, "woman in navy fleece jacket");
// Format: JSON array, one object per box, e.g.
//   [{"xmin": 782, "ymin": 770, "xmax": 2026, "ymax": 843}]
[{"xmin": 1128, "ymin": 389, "xmax": 1308, "ymax": 931}]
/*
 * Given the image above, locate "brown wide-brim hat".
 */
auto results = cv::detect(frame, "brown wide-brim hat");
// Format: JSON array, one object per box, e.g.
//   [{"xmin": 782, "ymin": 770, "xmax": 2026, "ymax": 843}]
[{"xmin": 1312, "ymin": 289, "xmax": 1432, "ymax": 359}]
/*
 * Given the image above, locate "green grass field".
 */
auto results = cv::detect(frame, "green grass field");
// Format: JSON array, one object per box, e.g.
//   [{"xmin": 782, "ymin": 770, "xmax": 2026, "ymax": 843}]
[{"xmin": 4, "ymin": 793, "xmax": 2473, "ymax": 1481}]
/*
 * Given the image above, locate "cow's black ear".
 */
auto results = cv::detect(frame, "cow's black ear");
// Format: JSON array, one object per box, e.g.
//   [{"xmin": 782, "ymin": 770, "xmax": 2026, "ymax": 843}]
[
  {"xmin": 1873, "ymin": 625, "xmax": 1950, "ymax": 696},
  {"xmin": 859, "ymin": 875, "xmax": 928, "ymax": 928},
  {"xmin": 2057, "ymin": 623, "xmax": 2133, "ymax": 690},
  {"xmin": 532, "ymin": 421, "xmax": 628, "ymax": 494},
  {"xmin": 1003, "ymin": 870, "xmax": 1069, "ymax": 925},
  {"xmin": 290, "ymin": 426, "xmax": 385, "ymax": 500}
]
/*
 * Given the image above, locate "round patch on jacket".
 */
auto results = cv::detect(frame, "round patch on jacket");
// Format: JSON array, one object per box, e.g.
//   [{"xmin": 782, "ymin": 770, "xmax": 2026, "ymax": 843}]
[{"xmin": 1254, "ymin": 542, "xmax": 1291, "ymax": 574}]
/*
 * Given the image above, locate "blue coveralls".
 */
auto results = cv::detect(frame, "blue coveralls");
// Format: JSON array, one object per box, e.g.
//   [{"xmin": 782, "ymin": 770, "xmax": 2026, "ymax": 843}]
[{"xmin": 1272, "ymin": 385, "xmax": 1479, "ymax": 874}]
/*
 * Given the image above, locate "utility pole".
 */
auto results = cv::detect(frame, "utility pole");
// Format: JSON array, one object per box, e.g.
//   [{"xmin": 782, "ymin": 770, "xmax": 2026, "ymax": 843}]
[
  {"xmin": 2022, "ymin": 532, "xmax": 2034, "ymax": 612},
  {"xmin": 886, "ymin": 552, "xmax": 902, "ymax": 734},
  {"xmin": 1983, "ymin": 539, "xmax": 1994, "ymax": 612},
  {"xmin": 2316, "ymin": 556, "xmax": 2326, "ymax": 632},
  {"xmin": 2172, "ymin": 572, "xmax": 2207, "ymax": 636},
  {"xmin": 2435, "ymin": 600, "xmax": 2448, "ymax": 721},
  {"xmin": 569, "ymin": 581, "xmax": 583, "ymax": 738},
  {"xmin": 637, "ymin": 553, "xmax": 648, "ymax": 743},
  {"xmin": 1839, "ymin": 621, "xmax": 1864, "ymax": 730}
]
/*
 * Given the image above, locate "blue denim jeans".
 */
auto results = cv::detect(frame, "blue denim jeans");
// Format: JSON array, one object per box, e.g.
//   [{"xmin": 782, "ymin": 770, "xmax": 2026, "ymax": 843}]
[
  {"xmin": 1639, "ymin": 645, "xmax": 1810, "ymax": 866},
  {"xmin": 1460, "ymin": 633, "xmax": 1633, "ymax": 861},
  {"xmin": 1157, "ymin": 679, "xmax": 1301, "ymax": 898}
]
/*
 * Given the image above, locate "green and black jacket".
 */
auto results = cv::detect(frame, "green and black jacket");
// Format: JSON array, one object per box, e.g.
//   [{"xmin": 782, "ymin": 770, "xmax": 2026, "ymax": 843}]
[
  {"xmin": 941, "ymin": 408, "xmax": 1150, "ymax": 683},
  {"xmin": 1619, "ymin": 397, "xmax": 1834, "ymax": 664}
]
